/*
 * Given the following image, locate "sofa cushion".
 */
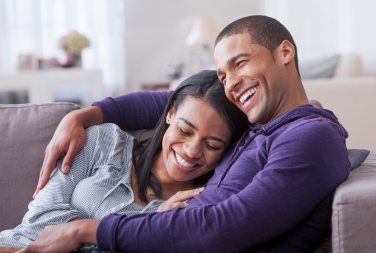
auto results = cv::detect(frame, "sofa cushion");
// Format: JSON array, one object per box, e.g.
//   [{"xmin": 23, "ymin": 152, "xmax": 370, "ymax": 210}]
[
  {"xmin": 300, "ymin": 55, "xmax": 340, "ymax": 79},
  {"xmin": 0, "ymin": 103, "xmax": 80, "ymax": 232},
  {"xmin": 332, "ymin": 149, "xmax": 376, "ymax": 253}
]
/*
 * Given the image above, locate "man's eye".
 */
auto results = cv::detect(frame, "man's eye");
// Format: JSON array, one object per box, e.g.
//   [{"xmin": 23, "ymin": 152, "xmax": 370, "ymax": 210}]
[
  {"xmin": 221, "ymin": 77, "xmax": 226, "ymax": 85},
  {"xmin": 237, "ymin": 60, "xmax": 245, "ymax": 67}
]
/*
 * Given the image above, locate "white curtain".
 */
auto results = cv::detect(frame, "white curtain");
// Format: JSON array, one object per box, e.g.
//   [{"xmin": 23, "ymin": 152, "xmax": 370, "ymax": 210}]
[{"xmin": 0, "ymin": 0, "xmax": 126, "ymax": 95}]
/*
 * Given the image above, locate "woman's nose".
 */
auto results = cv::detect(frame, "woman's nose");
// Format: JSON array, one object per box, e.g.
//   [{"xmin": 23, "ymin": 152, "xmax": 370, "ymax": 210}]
[{"xmin": 184, "ymin": 138, "xmax": 202, "ymax": 159}]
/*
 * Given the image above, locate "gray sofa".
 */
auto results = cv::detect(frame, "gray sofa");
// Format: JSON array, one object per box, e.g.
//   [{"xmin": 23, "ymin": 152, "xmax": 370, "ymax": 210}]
[{"xmin": 0, "ymin": 102, "xmax": 374, "ymax": 253}]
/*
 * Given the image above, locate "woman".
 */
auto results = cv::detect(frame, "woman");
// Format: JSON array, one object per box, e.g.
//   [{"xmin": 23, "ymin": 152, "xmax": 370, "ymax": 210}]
[{"xmin": 0, "ymin": 70, "xmax": 248, "ymax": 250}]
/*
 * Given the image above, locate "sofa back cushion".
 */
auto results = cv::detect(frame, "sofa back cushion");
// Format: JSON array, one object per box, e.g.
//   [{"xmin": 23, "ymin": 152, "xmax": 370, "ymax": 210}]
[{"xmin": 0, "ymin": 103, "xmax": 80, "ymax": 231}]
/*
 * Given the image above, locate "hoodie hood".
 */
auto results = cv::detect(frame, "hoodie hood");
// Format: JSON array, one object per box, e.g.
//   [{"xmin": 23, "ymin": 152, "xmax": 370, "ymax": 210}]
[{"xmin": 250, "ymin": 104, "xmax": 348, "ymax": 139}]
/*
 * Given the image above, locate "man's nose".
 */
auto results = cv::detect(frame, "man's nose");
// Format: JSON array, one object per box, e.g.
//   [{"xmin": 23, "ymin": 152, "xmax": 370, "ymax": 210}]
[
  {"xmin": 225, "ymin": 74, "xmax": 241, "ymax": 92},
  {"xmin": 184, "ymin": 138, "xmax": 202, "ymax": 159}
]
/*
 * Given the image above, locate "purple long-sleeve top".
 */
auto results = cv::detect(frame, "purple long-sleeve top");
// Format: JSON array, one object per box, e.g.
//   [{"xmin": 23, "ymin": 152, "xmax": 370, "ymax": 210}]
[{"xmin": 92, "ymin": 91, "xmax": 350, "ymax": 253}]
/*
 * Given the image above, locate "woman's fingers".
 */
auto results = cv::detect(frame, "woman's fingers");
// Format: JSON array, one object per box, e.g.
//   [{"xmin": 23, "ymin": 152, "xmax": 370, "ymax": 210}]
[
  {"xmin": 171, "ymin": 187, "xmax": 205, "ymax": 202},
  {"xmin": 171, "ymin": 202, "xmax": 189, "ymax": 209},
  {"xmin": 157, "ymin": 187, "xmax": 205, "ymax": 212}
]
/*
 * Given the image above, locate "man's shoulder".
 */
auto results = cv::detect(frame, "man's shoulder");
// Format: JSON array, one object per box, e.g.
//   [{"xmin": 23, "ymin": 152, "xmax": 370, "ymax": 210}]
[
  {"xmin": 266, "ymin": 115, "xmax": 347, "ymax": 153},
  {"xmin": 280, "ymin": 115, "xmax": 345, "ymax": 138}
]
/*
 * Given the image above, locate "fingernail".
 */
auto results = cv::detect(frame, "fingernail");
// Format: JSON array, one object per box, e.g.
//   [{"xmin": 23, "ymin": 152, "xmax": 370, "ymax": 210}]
[
  {"xmin": 183, "ymin": 203, "xmax": 189, "ymax": 207},
  {"xmin": 63, "ymin": 165, "xmax": 71, "ymax": 173},
  {"xmin": 199, "ymin": 187, "xmax": 205, "ymax": 190}
]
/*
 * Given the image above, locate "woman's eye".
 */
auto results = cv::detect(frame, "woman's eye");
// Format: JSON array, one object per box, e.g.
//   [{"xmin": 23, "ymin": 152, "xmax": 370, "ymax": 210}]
[
  {"xmin": 179, "ymin": 127, "xmax": 190, "ymax": 135},
  {"xmin": 205, "ymin": 142, "xmax": 220, "ymax": 151}
]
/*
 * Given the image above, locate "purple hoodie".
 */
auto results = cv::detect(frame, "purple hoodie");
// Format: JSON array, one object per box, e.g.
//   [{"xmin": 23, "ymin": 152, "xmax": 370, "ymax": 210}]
[{"xmin": 93, "ymin": 91, "xmax": 350, "ymax": 253}]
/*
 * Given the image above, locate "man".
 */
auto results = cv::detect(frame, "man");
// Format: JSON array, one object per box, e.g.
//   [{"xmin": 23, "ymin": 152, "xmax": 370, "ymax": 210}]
[{"xmin": 20, "ymin": 15, "xmax": 349, "ymax": 252}]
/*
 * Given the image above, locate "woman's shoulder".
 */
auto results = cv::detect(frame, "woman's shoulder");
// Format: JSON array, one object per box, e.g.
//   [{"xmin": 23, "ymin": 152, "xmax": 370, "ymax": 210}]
[
  {"xmin": 84, "ymin": 123, "xmax": 135, "ymax": 158},
  {"xmin": 86, "ymin": 123, "xmax": 135, "ymax": 141}
]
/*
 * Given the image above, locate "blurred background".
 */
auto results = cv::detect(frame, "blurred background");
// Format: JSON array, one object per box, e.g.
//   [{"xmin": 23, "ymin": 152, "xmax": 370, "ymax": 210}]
[{"xmin": 1, "ymin": 0, "xmax": 375, "ymax": 149}]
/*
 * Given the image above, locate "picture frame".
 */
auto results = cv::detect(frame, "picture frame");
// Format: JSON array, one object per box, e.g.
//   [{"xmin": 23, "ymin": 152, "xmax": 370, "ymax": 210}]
[{"xmin": 18, "ymin": 54, "xmax": 38, "ymax": 71}]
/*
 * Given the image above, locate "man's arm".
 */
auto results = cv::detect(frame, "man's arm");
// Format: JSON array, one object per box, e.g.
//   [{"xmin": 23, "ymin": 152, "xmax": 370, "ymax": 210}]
[
  {"xmin": 96, "ymin": 120, "xmax": 350, "ymax": 253},
  {"xmin": 93, "ymin": 90, "xmax": 173, "ymax": 130},
  {"xmin": 35, "ymin": 90, "xmax": 172, "ymax": 196}
]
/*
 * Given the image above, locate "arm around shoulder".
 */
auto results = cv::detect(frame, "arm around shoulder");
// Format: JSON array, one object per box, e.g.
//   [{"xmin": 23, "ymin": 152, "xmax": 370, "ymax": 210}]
[{"xmin": 34, "ymin": 106, "xmax": 103, "ymax": 196}]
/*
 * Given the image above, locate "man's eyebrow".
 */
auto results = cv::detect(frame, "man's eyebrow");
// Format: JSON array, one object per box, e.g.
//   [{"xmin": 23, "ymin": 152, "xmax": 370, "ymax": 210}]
[
  {"xmin": 227, "ymin": 53, "xmax": 251, "ymax": 65},
  {"xmin": 178, "ymin": 117, "xmax": 197, "ymax": 130},
  {"xmin": 217, "ymin": 53, "xmax": 251, "ymax": 79}
]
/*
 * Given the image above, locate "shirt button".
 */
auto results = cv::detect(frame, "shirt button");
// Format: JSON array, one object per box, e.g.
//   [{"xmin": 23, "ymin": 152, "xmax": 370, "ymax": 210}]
[
  {"xmin": 120, "ymin": 203, "xmax": 125, "ymax": 207},
  {"xmin": 111, "ymin": 208, "xmax": 116, "ymax": 213}
]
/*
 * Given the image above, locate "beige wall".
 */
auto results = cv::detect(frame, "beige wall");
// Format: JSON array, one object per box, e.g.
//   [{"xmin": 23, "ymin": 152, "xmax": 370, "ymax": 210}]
[{"xmin": 123, "ymin": 0, "xmax": 262, "ymax": 93}]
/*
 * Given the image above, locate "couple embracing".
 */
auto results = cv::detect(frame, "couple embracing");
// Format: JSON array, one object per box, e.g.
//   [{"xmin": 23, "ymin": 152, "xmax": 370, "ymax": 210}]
[{"xmin": 0, "ymin": 15, "xmax": 349, "ymax": 253}]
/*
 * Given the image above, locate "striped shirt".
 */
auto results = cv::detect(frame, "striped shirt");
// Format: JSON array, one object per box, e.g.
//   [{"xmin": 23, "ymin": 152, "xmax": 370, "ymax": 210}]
[{"xmin": 0, "ymin": 123, "xmax": 164, "ymax": 247}]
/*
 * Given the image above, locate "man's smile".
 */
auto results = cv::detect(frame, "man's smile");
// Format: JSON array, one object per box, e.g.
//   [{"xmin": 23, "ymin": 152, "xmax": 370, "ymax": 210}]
[{"xmin": 235, "ymin": 83, "xmax": 259, "ymax": 107}]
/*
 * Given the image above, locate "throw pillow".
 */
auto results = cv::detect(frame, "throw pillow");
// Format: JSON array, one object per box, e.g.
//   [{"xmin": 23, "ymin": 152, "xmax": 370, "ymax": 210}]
[{"xmin": 348, "ymin": 149, "xmax": 370, "ymax": 171}]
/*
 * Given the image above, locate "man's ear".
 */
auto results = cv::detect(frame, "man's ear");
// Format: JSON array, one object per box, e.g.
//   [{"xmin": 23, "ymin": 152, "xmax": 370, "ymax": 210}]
[{"xmin": 277, "ymin": 40, "xmax": 295, "ymax": 65}]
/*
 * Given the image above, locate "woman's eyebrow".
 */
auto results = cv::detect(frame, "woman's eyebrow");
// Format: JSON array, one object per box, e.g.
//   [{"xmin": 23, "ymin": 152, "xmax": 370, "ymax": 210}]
[
  {"xmin": 179, "ymin": 117, "xmax": 197, "ymax": 130},
  {"xmin": 208, "ymin": 136, "xmax": 227, "ymax": 146},
  {"xmin": 179, "ymin": 117, "xmax": 227, "ymax": 146}
]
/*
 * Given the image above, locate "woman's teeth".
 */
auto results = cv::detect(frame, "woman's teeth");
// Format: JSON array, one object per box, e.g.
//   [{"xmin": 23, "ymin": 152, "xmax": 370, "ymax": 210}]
[
  {"xmin": 175, "ymin": 152, "xmax": 197, "ymax": 169},
  {"xmin": 240, "ymin": 87, "xmax": 257, "ymax": 104}
]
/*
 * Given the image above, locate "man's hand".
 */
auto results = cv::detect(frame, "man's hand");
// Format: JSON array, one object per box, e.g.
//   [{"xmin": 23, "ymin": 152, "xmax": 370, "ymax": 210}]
[
  {"xmin": 157, "ymin": 187, "xmax": 205, "ymax": 212},
  {"xmin": 16, "ymin": 219, "xmax": 100, "ymax": 253},
  {"xmin": 0, "ymin": 246, "xmax": 23, "ymax": 253},
  {"xmin": 34, "ymin": 106, "xmax": 103, "ymax": 199}
]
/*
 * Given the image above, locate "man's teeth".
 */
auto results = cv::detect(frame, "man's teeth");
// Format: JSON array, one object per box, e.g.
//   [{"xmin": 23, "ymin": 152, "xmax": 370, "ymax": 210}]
[
  {"xmin": 175, "ymin": 152, "xmax": 197, "ymax": 169},
  {"xmin": 240, "ymin": 87, "xmax": 257, "ymax": 104}
]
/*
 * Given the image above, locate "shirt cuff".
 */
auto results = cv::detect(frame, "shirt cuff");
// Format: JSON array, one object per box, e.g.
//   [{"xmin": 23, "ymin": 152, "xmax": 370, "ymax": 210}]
[{"xmin": 96, "ymin": 213, "xmax": 125, "ymax": 251}]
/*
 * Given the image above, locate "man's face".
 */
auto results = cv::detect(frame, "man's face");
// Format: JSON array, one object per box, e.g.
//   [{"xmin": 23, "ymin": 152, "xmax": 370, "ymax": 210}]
[{"xmin": 214, "ymin": 33, "xmax": 288, "ymax": 125}]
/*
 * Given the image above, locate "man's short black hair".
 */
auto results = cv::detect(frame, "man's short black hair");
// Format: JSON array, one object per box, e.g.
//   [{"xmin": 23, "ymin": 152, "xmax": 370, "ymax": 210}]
[{"xmin": 215, "ymin": 15, "xmax": 300, "ymax": 76}]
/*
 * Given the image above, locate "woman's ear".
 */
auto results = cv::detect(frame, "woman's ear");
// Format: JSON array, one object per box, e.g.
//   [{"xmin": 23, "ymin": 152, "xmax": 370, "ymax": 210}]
[{"xmin": 166, "ymin": 108, "xmax": 175, "ymax": 124}]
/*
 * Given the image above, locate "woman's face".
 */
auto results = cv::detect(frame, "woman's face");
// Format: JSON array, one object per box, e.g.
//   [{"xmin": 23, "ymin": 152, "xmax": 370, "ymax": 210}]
[{"xmin": 161, "ymin": 97, "xmax": 231, "ymax": 182}]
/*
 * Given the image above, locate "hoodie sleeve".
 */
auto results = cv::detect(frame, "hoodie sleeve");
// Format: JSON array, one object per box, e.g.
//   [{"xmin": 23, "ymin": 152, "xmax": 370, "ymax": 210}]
[
  {"xmin": 96, "ymin": 119, "xmax": 350, "ymax": 253},
  {"xmin": 92, "ymin": 90, "xmax": 173, "ymax": 131}
]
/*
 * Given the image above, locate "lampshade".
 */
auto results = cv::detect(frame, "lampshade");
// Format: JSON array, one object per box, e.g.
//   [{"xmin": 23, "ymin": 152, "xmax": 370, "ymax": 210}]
[{"xmin": 185, "ymin": 16, "xmax": 219, "ymax": 47}]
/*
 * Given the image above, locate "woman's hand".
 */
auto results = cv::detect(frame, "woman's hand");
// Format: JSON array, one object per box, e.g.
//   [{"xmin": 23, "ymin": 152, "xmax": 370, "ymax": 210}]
[
  {"xmin": 33, "ymin": 106, "xmax": 104, "ymax": 199},
  {"xmin": 157, "ymin": 187, "xmax": 205, "ymax": 212}
]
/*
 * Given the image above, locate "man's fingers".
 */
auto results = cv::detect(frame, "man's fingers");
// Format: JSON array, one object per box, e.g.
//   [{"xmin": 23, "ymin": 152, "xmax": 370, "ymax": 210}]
[
  {"xmin": 32, "ymin": 189, "xmax": 39, "ymax": 199},
  {"xmin": 61, "ymin": 144, "xmax": 80, "ymax": 174},
  {"xmin": 37, "ymin": 148, "xmax": 62, "ymax": 190},
  {"xmin": 16, "ymin": 245, "xmax": 30, "ymax": 252}
]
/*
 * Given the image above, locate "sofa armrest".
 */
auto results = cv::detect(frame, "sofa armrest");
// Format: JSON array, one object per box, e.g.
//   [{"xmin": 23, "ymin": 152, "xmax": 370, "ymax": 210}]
[{"xmin": 332, "ymin": 148, "xmax": 376, "ymax": 253}]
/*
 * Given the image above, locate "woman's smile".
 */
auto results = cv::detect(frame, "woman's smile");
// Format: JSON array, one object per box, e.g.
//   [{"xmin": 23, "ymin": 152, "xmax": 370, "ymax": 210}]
[{"xmin": 172, "ymin": 149, "xmax": 199, "ymax": 171}]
